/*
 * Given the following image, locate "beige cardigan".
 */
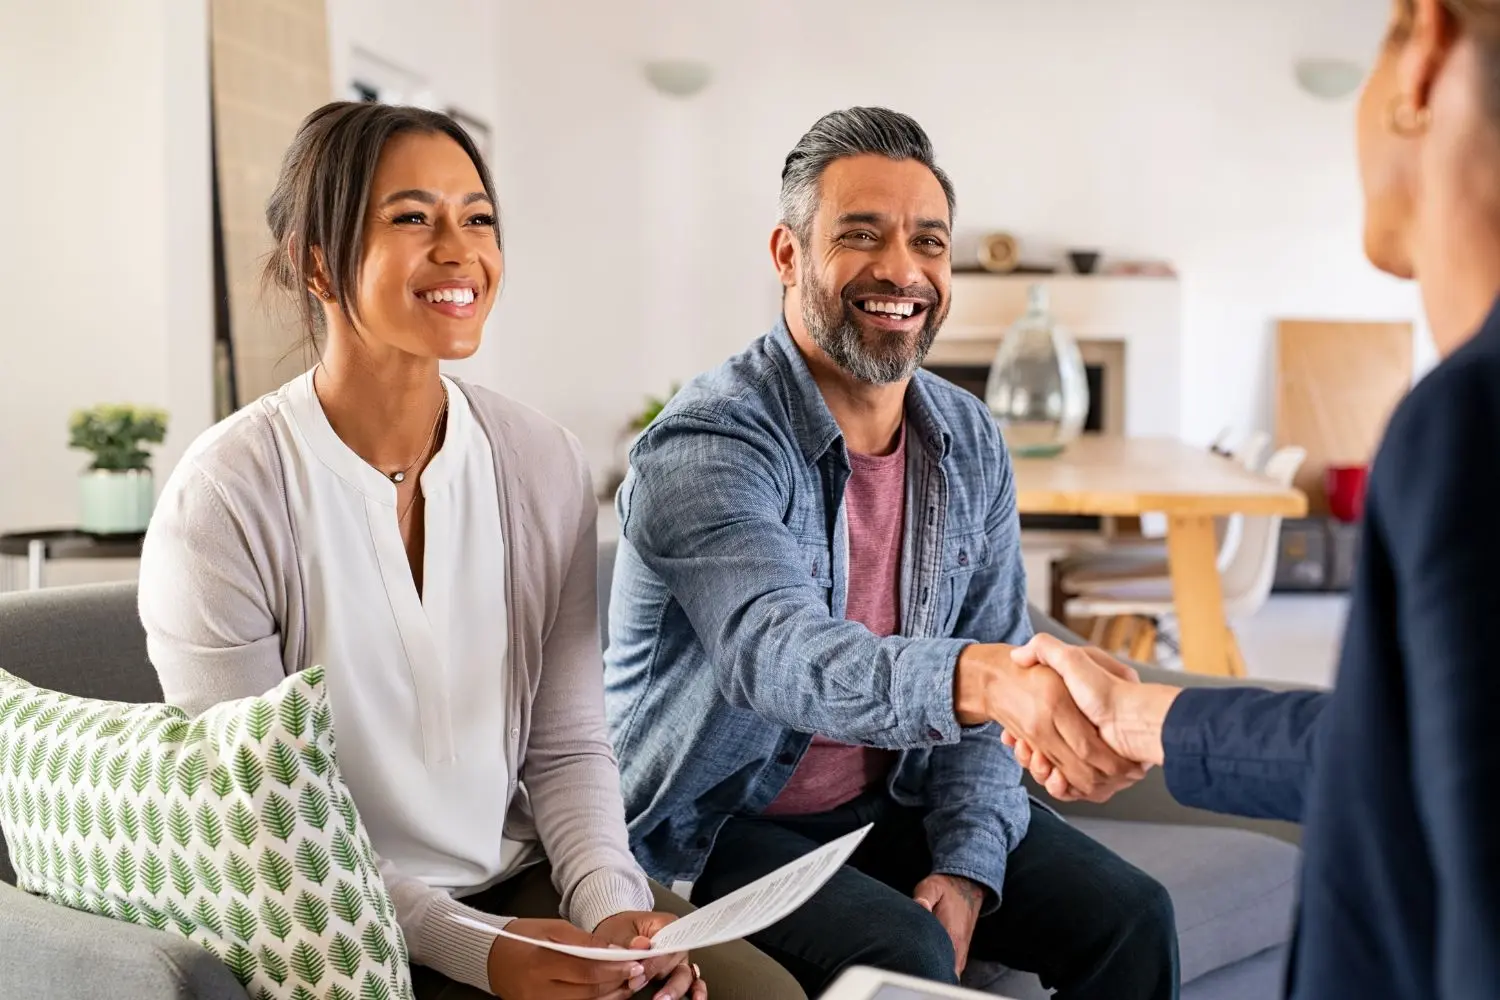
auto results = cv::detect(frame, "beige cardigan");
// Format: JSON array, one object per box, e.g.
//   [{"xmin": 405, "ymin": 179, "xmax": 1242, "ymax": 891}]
[{"xmin": 138, "ymin": 378, "xmax": 652, "ymax": 992}]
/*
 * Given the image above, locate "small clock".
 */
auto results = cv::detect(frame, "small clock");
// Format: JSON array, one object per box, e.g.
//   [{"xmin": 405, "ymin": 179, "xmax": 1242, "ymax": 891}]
[{"xmin": 977, "ymin": 232, "xmax": 1020, "ymax": 273}]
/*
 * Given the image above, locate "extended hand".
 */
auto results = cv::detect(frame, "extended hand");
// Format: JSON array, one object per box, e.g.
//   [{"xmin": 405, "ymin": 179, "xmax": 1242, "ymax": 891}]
[
  {"xmin": 954, "ymin": 641, "xmax": 1143, "ymax": 801},
  {"xmin": 1002, "ymin": 635, "xmax": 1179, "ymax": 801},
  {"xmin": 487, "ymin": 918, "xmax": 645, "ymax": 1000},
  {"xmin": 913, "ymin": 873, "xmax": 986, "ymax": 976},
  {"xmin": 593, "ymin": 911, "xmax": 707, "ymax": 1000}
]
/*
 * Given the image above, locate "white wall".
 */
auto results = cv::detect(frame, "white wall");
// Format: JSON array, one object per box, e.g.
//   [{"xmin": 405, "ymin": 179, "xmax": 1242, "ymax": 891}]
[
  {"xmin": 484, "ymin": 4, "xmax": 657, "ymax": 485},
  {"xmin": 486, "ymin": 0, "xmax": 1428, "ymax": 482},
  {"xmin": 0, "ymin": 0, "xmax": 213, "ymax": 543}
]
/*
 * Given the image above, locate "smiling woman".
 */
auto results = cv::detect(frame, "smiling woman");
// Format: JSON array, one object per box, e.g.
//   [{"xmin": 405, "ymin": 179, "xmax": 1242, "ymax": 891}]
[
  {"xmin": 255, "ymin": 104, "xmax": 506, "ymax": 585},
  {"xmin": 262, "ymin": 102, "xmax": 502, "ymax": 364},
  {"xmin": 136, "ymin": 101, "xmax": 803, "ymax": 1000}
]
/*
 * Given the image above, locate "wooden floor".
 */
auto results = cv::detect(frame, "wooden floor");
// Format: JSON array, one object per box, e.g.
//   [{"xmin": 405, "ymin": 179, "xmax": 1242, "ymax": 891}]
[{"xmin": 1235, "ymin": 594, "xmax": 1345, "ymax": 688}]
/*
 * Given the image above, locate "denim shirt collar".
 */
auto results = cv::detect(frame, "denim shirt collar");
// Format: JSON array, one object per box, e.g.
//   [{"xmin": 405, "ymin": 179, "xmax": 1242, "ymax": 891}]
[{"xmin": 767, "ymin": 317, "xmax": 954, "ymax": 465}]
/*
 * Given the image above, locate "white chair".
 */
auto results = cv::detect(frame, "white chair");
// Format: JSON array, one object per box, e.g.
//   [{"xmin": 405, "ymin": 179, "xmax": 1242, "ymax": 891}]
[
  {"xmin": 1203, "ymin": 430, "xmax": 1270, "ymax": 571},
  {"xmin": 1057, "ymin": 430, "xmax": 1275, "ymax": 589},
  {"xmin": 1207, "ymin": 425, "xmax": 1235, "ymax": 457},
  {"xmin": 1065, "ymin": 445, "xmax": 1308, "ymax": 672},
  {"xmin": 1235, "ymin": 431, "xmax": 1273, "ymax": 473}
]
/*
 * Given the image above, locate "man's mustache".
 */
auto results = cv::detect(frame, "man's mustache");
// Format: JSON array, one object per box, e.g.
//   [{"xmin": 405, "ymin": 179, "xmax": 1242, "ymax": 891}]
[{"xmin": 839, "ymin": 281, "xmax": 940, "ymax": 307}]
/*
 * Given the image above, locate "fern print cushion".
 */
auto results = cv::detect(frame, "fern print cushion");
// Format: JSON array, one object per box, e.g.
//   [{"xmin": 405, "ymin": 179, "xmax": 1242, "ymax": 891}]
[{"xmin": 0, "ymin": 665, "xmax": 413, "ymax": 1000}]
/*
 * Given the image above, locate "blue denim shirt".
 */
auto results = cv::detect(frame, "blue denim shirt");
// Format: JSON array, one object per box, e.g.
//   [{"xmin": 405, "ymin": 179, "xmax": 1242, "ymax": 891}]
[{"xmin": 605, "ymin": 321, "xmax": 1033, "ymax": 905}]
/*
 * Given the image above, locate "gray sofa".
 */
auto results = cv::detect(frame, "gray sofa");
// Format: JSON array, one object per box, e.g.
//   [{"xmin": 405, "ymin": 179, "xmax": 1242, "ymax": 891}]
[
  {"xmin": 1, "ymin": 572, "xmax": 1304, "ymax": 1000},
  {"xmin": 0, "ymin": 582, "xmax": 248, "ymax": 999}
]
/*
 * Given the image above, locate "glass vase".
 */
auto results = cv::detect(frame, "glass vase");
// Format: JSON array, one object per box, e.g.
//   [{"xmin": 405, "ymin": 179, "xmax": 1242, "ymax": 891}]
[{"xmin": 985, "ymin": 284, "xmax": 1090, "ymax": 457}]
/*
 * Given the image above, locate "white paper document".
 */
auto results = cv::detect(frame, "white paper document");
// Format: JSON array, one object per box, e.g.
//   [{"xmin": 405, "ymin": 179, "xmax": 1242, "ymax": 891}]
[{"xmin": 454, "ymin": 823, "xmax": 872, "ymax": 961}]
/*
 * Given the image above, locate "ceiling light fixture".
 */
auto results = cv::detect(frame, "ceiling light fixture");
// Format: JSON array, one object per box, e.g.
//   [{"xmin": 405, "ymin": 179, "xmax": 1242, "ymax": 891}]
[
  {"xmin": 1294, "ymin": 58, "xmax": 1366, "ymax": 101},
  {"xmin": 643, "ymin": 58, "xmax": 713, "ymax": 98}
]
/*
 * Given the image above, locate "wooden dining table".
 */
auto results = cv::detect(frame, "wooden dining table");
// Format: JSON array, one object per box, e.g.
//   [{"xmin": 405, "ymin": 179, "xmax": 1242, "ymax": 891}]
[{"xmin": 1012, "ymin": 436, "xmax": 1308, "ymax": 676}]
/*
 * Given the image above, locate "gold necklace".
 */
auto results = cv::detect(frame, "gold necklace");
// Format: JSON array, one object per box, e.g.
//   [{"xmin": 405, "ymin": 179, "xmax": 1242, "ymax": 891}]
[
  {"xmin": 397, "ymin": 486, "xmax": 422, "ymax": 525},
  {"xmin": 386, "ymin": 396, "xmax": 449, "ymax": 485},
  {"xmin": 395, "ymin": 405, "xmax": 447, "ymax": 525}
]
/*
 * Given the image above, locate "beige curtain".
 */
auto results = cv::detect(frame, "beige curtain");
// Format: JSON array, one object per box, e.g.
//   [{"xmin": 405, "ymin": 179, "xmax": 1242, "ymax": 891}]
[{"xmin": 210, "ymin": 0, "xmax": 332, "ymax": 410}]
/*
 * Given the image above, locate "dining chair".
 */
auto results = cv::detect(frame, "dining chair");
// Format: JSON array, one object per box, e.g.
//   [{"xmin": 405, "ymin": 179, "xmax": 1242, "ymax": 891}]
[
  {"xmin": 1063, "ymin": 445, "xmax": 1308, "ymax": 673},
  {"xmin": 1051, "ymin": 431, "xmax": 1275, "ymax": 603}
]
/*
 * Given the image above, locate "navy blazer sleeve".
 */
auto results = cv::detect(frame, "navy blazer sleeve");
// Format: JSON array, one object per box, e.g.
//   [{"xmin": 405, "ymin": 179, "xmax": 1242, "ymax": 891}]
[{"xmin": 1160, "ymin": 687, "xmax": 1328, "ymax": 823}]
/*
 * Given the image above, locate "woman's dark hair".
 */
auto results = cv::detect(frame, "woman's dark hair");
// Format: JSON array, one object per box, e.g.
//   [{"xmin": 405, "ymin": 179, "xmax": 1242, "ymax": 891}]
[
  {"xmin": 262, "ymin": 101, "xmax": 501, "ymax": 345},
  {"xmin": 1393, "ymin": 1, "xmax": 1500, "ymax": 120}
]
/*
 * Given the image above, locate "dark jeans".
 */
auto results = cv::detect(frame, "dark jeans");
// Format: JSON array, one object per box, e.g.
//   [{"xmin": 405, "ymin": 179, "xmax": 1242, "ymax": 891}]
[{"xmin": 695, "ymin": 794, "xmax": 1179, "ymax": 999}]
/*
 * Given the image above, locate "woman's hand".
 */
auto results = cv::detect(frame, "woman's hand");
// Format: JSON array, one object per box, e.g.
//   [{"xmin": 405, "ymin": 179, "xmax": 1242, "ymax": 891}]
[
  {"xmin": 1002, "ymin": 636, "xmax": 1173, "ymax": 801},
  {"xmin": 487, "ymin": 918, "xmax": 647, "ymax": 1000},
  {"xmin": 593, "ymin": 911, "xmax": 708, "ymax": 1000}
]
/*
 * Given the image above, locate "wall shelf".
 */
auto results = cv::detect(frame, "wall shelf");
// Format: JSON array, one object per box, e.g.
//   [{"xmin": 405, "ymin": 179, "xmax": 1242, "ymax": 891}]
[{"xmin": 951, "ymin": 267, "xmax": 1177, "ymax": 279}]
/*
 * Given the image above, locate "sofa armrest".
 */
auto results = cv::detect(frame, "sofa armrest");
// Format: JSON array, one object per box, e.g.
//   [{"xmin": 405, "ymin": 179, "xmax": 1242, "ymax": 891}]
[
  {"xmin": 1030, "ymin": 753, "xmax": 1302, "ymax": 845},
  {"xmin": 0, "ymin": 881, "xmax": 249, "ymax": 1000},
  {"xmin": 1026, "ymin": 604, "xmax": 1312, "ymax": 844}
]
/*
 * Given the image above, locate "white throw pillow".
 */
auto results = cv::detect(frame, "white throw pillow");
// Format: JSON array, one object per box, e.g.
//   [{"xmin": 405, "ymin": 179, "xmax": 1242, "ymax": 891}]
[{"xmin": 0, "ymin": 665, "xmax": 414, "ymax": 1000}]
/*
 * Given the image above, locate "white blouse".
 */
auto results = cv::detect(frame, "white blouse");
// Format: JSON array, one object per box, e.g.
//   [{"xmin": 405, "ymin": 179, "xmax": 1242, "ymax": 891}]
[{"xmin": 274, "ymin": 370, "xmax": 533, "ymax": 894}]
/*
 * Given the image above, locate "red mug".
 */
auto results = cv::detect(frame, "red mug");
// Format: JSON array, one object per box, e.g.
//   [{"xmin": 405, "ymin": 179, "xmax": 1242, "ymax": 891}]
[{"xmin": 1325, "ymin": 464, "xmax": 1369, "ymax": 523}]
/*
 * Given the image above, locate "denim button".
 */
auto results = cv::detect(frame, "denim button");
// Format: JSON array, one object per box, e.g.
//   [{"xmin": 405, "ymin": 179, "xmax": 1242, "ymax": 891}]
[{"xmin": 958, "ymin": 549, "xmax": 969, "ymax": 567}]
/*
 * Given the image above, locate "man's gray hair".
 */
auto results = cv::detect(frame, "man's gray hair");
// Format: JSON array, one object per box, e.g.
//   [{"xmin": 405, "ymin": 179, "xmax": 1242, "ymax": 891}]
[{"xmin": 779, "ymin": 107, "xmax": 956, "ymax": 244}]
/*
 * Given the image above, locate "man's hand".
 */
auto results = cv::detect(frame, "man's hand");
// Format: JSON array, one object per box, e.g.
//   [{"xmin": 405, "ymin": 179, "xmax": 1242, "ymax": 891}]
[
  {"xmin": 954, "ymin": 641, "xmax": 1144, "ymax": 801},
  {"xmin": 1002, "ymin": 635, "xmax": 1181, "ymax": 800},
  {"xmin": 913, "ymin": 874, "xmax": 986, "ymax": 977},
  {"xmin": 487, "ymin": 918, "xmax": 645, "ymax": 1000},
  {"xmin": 593, "ymin": 911, "xmax": 707, "ymax": 1000}
]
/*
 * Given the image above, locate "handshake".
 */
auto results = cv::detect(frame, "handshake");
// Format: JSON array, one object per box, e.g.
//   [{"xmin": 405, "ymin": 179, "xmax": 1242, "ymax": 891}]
[{"xmin": 954, "ymin": 634, "xmax": 1183, "ymax": 803}]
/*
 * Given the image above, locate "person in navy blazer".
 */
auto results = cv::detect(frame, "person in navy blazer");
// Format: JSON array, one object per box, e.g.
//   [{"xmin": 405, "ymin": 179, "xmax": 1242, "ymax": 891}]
[{"xmin": 1000, "ymin": 1, "xmax": 1500, "ymax": 997}]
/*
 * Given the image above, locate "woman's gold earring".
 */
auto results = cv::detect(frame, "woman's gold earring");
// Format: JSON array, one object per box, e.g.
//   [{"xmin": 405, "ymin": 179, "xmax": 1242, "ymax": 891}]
[{"xmin": 1386, "ymin": 96, "xmax": 1432, "ymax": 137}]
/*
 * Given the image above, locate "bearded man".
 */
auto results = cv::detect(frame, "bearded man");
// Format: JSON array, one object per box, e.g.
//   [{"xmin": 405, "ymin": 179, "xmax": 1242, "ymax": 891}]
[{"xmin": 603, "ymin": 107, "xmax": 1177, "ymax": 1000}]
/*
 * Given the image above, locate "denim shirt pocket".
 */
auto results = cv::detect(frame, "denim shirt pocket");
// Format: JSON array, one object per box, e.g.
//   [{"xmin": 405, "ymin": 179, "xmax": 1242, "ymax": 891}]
[{"xmin": 938, "ymin": 529, "xmax": 991, "ymax": 635}]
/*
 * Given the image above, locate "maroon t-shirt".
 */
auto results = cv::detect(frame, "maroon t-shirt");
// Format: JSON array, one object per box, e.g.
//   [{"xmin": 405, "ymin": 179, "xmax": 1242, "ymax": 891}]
[{"xmin": 765, "ymin": 425, "xmax": 906, "ymax": 816}]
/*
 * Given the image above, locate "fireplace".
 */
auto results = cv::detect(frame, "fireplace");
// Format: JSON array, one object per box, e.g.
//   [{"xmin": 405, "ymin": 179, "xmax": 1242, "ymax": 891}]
[
  {"xmin": 924, "ymin": 339, "xmax": 1126, "ymax": 438},
  {"xmin": 925, "ymin": 340, "xmax": 1126, "ymax": 531}
]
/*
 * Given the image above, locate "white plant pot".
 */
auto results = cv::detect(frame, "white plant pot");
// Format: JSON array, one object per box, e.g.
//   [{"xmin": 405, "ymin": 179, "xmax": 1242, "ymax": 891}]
[{"xmin": 79, "ymin": 469, "xmax": 155, "ymax": 535}]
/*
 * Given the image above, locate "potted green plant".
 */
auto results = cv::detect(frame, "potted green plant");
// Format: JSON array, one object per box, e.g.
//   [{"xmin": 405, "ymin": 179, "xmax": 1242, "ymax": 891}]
[
  {"xmin": 628, "ymin": 384, "xmax": 679, "ymax": 436},
  {"xmin": 602, "ymin": 385, "xmax": 680, "ymax": 500},
  {"xmin": 68, "ymin": 404, "xmax": 169, "ymax": 534}
]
